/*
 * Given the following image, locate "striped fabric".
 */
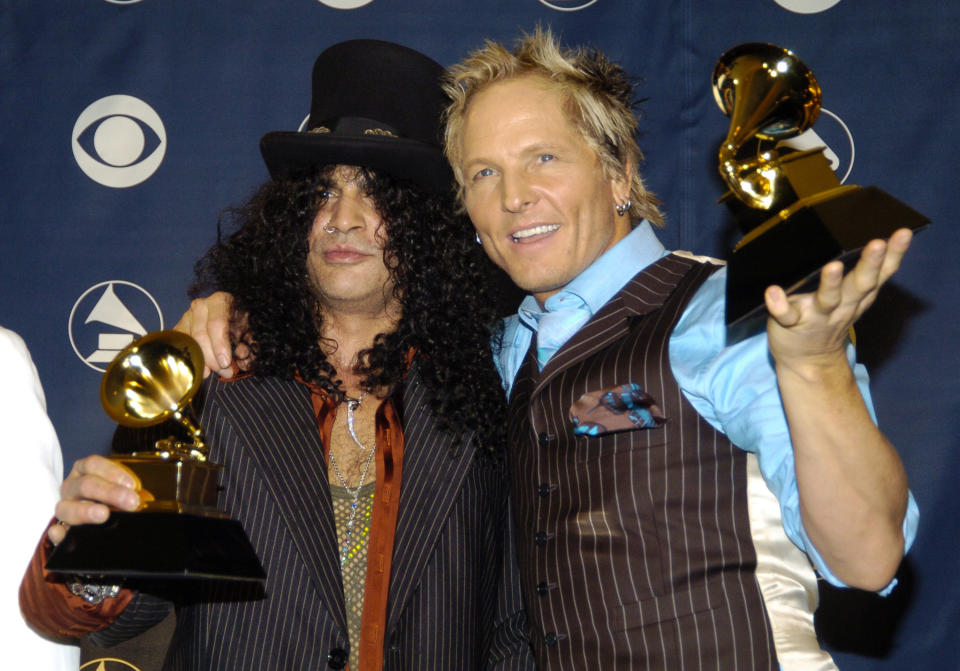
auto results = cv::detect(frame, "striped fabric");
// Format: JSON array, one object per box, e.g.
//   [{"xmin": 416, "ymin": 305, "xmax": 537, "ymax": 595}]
[
  {"xmin": 106, "ymin": 370, "xmax": 533, "ymax": 670},
  {"xmin": 507, "ymin": 254, "xmax": 779, "ymax": 670}
]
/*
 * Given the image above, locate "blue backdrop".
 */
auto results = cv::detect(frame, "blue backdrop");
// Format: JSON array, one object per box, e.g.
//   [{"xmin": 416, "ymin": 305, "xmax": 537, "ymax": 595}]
[{"xmin": 2, "ymin": 0, "xmax": 957, "ymax": 667}]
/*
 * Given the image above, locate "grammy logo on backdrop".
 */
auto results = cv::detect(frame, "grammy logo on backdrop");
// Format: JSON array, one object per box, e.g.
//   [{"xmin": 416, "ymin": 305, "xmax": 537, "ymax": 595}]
[
  {"xmin": 712, "ymin": 42, "xmax": 929, "ymax": 324},
  {"xmin": 80, "ymin": 658, "xmax": 143, "ymax": 671}
]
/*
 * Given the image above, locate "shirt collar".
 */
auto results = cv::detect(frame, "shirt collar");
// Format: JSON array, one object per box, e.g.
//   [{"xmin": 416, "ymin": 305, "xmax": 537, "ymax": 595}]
[{"xmin": 517, "ymin": 220, "xmax": 666, "ymax": 328}]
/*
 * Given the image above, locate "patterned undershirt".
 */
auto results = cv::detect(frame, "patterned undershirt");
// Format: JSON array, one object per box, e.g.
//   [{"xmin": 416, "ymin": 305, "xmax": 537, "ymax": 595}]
[{"xmin": 330, "ymin": 481, "xmax": 376, "ymax": 670}]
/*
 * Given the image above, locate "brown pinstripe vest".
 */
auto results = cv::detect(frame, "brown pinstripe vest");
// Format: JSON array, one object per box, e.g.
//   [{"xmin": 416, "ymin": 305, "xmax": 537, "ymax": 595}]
[{"xmin": 506, "ymin": 254, "xmax": 778, "ymax": 670}]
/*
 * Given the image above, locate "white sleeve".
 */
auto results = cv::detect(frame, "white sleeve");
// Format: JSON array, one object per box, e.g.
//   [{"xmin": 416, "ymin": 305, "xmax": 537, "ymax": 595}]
[{"xmin": 0, "ymin": 327, "xmax": 80, "ymax": 667}]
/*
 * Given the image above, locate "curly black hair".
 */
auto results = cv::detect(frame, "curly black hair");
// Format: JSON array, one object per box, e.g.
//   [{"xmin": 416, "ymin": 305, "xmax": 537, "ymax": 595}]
[{"xmin": 192, "ymin": 166, "xmax": 508, "ymax": 457}]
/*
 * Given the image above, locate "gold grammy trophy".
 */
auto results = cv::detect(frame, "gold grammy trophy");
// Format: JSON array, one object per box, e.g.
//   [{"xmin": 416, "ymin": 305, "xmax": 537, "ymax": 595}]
[
  {"xmin": 47, "ymin": 330, "xmax": 265, "ymax": 583},
  {"xmin": 713, "ymin": 43, "xmax": 929, "ymax": 324}
]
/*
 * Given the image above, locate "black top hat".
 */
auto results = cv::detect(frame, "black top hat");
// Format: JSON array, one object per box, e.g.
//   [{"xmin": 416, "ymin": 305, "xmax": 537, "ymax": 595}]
[{"xmin": 259, "ymin": 39, "xmax": 453, "ymax": 193}]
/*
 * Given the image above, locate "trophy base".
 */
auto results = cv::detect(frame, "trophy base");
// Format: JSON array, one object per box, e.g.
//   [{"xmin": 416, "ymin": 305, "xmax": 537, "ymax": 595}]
[
  {"xmin": 725, "ymin": 185, "xmax": 929, "ymax": 325},
  {"xmin": 111, "ymin": 453, "xmax": 222, "ymax": 512},
  {"xmin": 46, "ymin": 511, "xmax": 266, "ymax": 583}
]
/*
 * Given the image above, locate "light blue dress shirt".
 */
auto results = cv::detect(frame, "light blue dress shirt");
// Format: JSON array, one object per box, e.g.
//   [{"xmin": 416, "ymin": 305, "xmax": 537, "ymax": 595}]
[{"xmin": 495, "ymin": 221, "xmax": 919, "ymax": 591}]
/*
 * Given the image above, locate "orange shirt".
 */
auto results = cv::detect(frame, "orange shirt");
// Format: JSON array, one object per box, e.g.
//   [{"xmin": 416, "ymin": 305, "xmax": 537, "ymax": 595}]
[{"xmin": 305, "ymin": 381, "xmax": 404, "ymax": 671}]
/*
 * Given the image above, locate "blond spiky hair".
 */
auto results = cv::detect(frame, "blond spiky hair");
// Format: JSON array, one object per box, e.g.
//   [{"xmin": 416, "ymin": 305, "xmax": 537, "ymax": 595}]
[{"xmin": 442, "ymin": 27, "xmax": 664, "ymax": 226}]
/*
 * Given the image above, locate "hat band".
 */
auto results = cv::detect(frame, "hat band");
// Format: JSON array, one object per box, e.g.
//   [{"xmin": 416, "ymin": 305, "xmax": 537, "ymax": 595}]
[{"xmin": 309, "ymin": 116, "xmax": 399, "ymax": 138}]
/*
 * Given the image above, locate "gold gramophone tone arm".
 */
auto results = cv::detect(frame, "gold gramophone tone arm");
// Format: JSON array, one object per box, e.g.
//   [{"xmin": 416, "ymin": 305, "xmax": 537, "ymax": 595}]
[
  {"xmin": 719, "ymin": 144, "xmax": 780, "ymax": 210},
  {"xmin": 719, "ymin": 144, "xmax": 832, "ymax": 213},
  {"xmin": 172, "ymin": 410, "xmax": 208, "ymax": 458}
]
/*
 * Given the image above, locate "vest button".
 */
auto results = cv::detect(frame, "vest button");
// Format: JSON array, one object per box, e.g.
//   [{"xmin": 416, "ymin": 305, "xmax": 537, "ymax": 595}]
[
  {"xmin": 537, "ymin": 432, "xmax": 550, "ymax": 446},
  {"xmin": 538, "ymin": 483, "xmax": 551, "ymax": 497},
  {"xmin": 545, "ymin": 632, "xmax": 559, "ymax": 647},
  {"xmin": 327, "ymin": 648, "xmax": 348, "ymax": 669},
  {"xmin": 536, "ymin": 581, "xmax": 550, "ymax": 596},
  {"xmin": 534, "ymin": 531, "xmax": 549, "ymax": 546}
]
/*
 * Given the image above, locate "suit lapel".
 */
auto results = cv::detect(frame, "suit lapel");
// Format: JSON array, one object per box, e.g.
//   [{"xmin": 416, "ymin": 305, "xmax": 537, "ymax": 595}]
[
  {"xmin": 209, "ymin": 376, "xmax": 347, "ymax": 633},
  {"xmin": 385, "ymin": 367, "xmax": 477, "ymax": 632},
  {"xmin": 209, "ymin": 370, "xmax": 487, "ymax": 635},
  {"xmin": 534, "ymin": 254, "xmax": 698, "ymax": 396}
]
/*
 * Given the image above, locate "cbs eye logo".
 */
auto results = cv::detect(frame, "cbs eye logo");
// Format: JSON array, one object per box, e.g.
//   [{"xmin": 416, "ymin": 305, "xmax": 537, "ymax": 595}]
[
  {"xmin": 71, "ymin": 95, "xmax": 167, "ymax": 188},
  {"xmin": 537, "ymin": 0, "xmax": 598, "ymax": 9},
  {"xmin": 773, "ymin": 0, "xmax": 842, "ymax": 12},
  {"xmin": 317, "ymin": 0, "xmax": 373, "ymax": 7}
]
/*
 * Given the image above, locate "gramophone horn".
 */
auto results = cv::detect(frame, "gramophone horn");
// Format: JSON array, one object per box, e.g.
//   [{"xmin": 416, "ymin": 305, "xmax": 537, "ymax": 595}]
[
  {"xmin": 713, "ymin": 43, "xmax": 821, "ymax": 208},
  {"xmin": 100, "ymin": 329, "xmax": 207, "ymax": 455}
]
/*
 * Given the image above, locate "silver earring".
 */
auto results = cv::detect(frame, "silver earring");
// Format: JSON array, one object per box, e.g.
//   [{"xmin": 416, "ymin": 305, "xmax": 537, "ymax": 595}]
[
  {"xmin": 475, "ymin": 233, "xmax": 482, "ymax": 244},
  {"xmin": 615, "ymin": 199, "xmax": 632, "ymax": 217},
  {"xmin": 322, "ymin": 223, "xmax": 337, "ymax": 234}
]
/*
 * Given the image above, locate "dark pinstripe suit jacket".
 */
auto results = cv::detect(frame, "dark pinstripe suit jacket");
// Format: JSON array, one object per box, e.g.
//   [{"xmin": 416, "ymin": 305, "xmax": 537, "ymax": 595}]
[
  {"xmin": 507, "ymin": 255, "xmax": 778, "ymax": 670},
  {"xmin": 105, "ymin": 367, "xmax": 533, "ymax": 670}
]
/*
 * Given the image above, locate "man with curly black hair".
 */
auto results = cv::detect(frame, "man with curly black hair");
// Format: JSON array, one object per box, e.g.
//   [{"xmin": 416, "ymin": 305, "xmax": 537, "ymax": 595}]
[{"xmin": 20, "ymin": 40, "xmax": 533, "ymax": 671}]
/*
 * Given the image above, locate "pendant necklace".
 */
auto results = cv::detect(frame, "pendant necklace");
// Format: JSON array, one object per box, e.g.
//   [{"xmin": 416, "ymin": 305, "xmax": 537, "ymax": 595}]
[
  {"xmin": 329, "ymin": 391, "xmax": 375, "ymax": 568},
  {"xmin": 344, "ymin": 392, "xmax": 372, "ymax": 452}
]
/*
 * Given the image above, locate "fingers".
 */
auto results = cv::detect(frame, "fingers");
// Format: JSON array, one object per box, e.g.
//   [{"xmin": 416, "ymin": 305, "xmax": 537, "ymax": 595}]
[
  {"xmin": 764, "ymin": 284, "xmax": 801, "ymax": 327},
  {"xmin": 172, "ymin": 308, "xmax": 192, "ymax": 334},
  {"xmin": 48, "ymin": 455, "xmax": 144, "ymax": 545},
  {"xmin": 829, "ymin": 228, "xmax": 912, "ymax": 316},
  {"xmin": 812, "ymin": 260, "xmax": 845, "ymax": 314},
  {"xmin": 175, "ymin": 301, "xmax": 212, "ymax": 378},
  {"xmin": 178, "ymin": 293, "xmax": 235, "ymax": 377},
  {"xmin": 765, "ymin": 229, "xmax": 913, "ymax": 366},
  {"xmin": 47, "ymin": 519, "xmax": 69, "ymax": 546},
  {"xmin": 798, "ymin": 229, "xmax": 913, "ymax": 320},
  {"xmin": 849, "ymin": 229, "xmax": 912, "ymax": 292},
  {"xmin": 60, "ymin": 455, "xmax": 142, "ymax": 513},
  {"xmin": 204, "ymin": 292, "xmax": 236, "ymax": 375},
  {"xmin": 765, "ymin": 228, "xmax": 913, "ymax": 374},
  {"xmin": 877, "ymin": 228, "xmax": 912, "ymax": 285}
]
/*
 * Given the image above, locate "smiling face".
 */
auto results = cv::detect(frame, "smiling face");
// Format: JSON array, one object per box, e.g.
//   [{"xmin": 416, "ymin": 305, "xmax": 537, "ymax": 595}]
[
  {"xmin": 306, "ymin": 165, "xmax": 398, "ymax": 317},
  {"xmin": 458, "ymin": 76, "xmax": 633, "ymax": 305}
]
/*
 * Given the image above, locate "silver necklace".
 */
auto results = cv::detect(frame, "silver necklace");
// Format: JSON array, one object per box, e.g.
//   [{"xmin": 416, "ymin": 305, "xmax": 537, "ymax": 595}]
[
  {"xmin": 344, "ymin": 392, "xmax": 371, "ymax": 452},
  {"xmin": 329, "ymin": 392, "xmax": 375, "ymax": 567}
]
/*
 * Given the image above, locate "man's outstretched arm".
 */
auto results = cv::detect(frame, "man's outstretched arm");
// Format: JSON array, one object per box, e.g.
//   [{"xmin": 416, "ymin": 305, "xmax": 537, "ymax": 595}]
[{"xmin": 765, "ymin": 228, "xmax": 913, "ymax": 591}]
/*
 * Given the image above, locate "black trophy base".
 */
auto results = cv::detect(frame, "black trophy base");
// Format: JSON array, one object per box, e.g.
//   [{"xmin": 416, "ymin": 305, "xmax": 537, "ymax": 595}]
[
  {"xmin": 46, "ymin": 511, "xmax": 266, "ymax": 583},
  {"xmin": 725, "ymin": 186, "xmax": 929, "ymax": 325}
]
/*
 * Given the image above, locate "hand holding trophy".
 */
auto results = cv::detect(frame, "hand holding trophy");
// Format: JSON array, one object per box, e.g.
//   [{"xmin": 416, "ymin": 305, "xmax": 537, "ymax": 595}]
[
  {"xmin": 47, "ymin": 330, "xmax": 264, "ymax": 583},
  {"xmin": 713, "ymin": 43, "xmax": 929, "ymax": 324}
]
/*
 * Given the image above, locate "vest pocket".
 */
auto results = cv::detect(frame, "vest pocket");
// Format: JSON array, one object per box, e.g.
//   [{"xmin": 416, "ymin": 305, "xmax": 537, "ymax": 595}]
[
  {"xmin": 609, "ymin": 580, "xmax": 724, "ymax": 631},
  {"xmin": 575, "ymin": 425, "xmax": 666, "ymax": 463}
]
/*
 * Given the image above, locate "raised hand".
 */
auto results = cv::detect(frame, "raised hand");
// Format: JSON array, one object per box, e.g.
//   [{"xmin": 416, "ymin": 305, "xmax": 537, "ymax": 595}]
[{"xmin": 764, "ymin": 228, "xmax": 912, "ymax": 373}]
